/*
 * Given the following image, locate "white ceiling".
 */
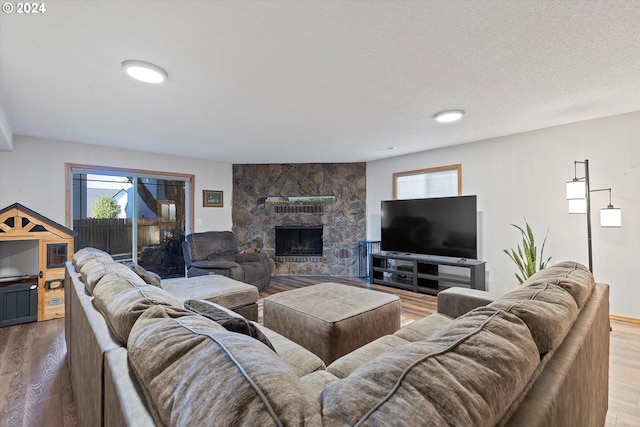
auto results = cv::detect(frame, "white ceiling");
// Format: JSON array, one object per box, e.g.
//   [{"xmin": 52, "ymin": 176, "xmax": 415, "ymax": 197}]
[{"xmin": 1, "ymin": 1, "xmax": 640, "ymax": 164}]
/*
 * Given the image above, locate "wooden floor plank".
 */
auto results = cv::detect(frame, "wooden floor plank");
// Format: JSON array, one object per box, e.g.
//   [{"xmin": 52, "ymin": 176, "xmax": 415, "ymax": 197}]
[
  {"xmin": 608, "ymin": 319, "xmax": 640, "ymax": 426},
  {"xmin": 59, "ymin": 350, "xmax": 76, "ymax": 427},
  {"xmin": 0, "ymin": 371, "xmax": 27, "ymax": 427},
  {"xmin": 0, "ymin": 276, "xmax": 637, "ymax": 426}
]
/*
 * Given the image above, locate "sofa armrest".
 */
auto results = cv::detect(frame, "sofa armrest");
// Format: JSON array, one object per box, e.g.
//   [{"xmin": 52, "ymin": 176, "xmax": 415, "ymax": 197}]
[{"xmin": 437, "ymin": 287, "xmax": 502, "ymax": 318}]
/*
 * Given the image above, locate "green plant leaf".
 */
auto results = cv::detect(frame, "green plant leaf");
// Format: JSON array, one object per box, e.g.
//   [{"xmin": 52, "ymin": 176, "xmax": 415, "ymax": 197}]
[{"xmin": 504, "ymin": 219, "xmax": 552, "ymax": 285}]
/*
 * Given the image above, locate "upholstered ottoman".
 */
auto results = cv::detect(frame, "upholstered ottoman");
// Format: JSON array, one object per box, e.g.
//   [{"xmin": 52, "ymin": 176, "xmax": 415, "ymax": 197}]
[
  {"xmin": 160, "ymin": 275, "xmax": 259, "ymax": 321},
  {"xmin": 263, "ymin": 282, "xmax": 401, "ymax": 364}
]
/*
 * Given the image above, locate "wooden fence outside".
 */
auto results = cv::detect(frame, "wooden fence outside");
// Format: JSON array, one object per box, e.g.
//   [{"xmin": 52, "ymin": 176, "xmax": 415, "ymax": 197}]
[{"xmin": 73, "ymin": 218, "xmax": 160, "ymax": 256}]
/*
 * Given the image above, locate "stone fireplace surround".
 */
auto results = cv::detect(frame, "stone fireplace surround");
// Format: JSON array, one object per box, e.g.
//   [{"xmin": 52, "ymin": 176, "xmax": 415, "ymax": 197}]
[{"xmin": 232, "ymin": 163, "xmax": 366, "ymax": 276}]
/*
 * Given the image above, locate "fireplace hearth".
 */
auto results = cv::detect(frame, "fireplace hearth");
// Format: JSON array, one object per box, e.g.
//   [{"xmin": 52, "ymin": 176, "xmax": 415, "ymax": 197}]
[{"xmin": 275, "ymin": 226, "xmax": 323, "ymax": 257}]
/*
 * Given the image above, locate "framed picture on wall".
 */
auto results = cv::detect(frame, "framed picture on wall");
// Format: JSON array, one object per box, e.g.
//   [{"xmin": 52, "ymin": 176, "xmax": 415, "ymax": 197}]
[{"xmin": 203, "ymin": 190, "xmax": 223, "ymax": 207}]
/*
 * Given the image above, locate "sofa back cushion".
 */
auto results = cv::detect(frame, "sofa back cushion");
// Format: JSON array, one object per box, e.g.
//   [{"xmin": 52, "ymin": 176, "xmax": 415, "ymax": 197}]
[
  {"xmin": 72, "ymin": 247, "xmax": 112, "ymax": 270},
  {"xmin": 321, "ymin": 307, "xmax": 539, "ymax": 427},
  {"xmin": 489, "ymin": 282, "xmax": 578, "ymax": 354},
  {"xmin": 121, "ymin": 261, "xmax": 162, "ymax": 287},
  {"xmin": 128, "ymin": 305, "xmax": 321, "ymax": 427},
  {"xmin": 80, "ymin": 259, "xmax": 141, "ymax": 295},
  {"xmin": 183, "ymin": 299, "xmax": 275, "ymax": 351},
  {"xmin": 524, "ymin": 261, "xmax": 594, "ymax": 308},
  {"xmin": 92, "ymin": 273, "xmax": 181, "ymax": 345}
]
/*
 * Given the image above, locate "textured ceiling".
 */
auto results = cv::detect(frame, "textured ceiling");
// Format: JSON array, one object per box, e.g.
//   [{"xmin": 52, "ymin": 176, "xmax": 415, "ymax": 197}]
[{"xmin": 1, "ymin": 1, "xmax": 639, "ymax": 163}]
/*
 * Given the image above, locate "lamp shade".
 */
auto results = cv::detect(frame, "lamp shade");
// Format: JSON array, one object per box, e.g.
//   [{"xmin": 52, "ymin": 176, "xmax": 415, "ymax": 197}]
[
  {"xmin": 568, "ymin": 199, "xmax": 587, "ymax": 214},
  {"xmin": 566, "ymin": 180, "xmax": 586, "ymax": 200},
  {"xmin": 600, "ymin": 206, "xmax": 621, "ymax": 227}
]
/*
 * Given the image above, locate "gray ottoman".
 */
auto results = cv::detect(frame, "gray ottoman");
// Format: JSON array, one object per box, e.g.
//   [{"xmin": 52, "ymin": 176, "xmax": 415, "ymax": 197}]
[
  {"xmin": 161, "ymin": 275, "xmax": 259, "ymax": 321},
  {"xmin": 263, "ymin": 282, "xmax": 401, "ymax": 364}
]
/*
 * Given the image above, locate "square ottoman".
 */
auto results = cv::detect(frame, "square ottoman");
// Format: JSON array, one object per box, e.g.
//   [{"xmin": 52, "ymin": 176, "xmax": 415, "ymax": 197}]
[
  {"xmin": 161, "ymin": 274, "xmax": 259, "ymax": 321},
  {"xmin": 263, "ymin": 282, "xmax": 401, "ymax": 364}
]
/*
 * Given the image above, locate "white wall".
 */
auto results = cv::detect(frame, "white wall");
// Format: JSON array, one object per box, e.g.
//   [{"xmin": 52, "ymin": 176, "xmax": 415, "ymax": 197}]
[
  {"xmin": 3, "ymin": 114, "xmax": 638, "ymax": 318},
  {"xmin": 367, "ymin": 111, "xmax": 640, "ymax": 319},
  {"xmin": 0, "ymin": 135, "xmax": 233, "ymax": 232}
]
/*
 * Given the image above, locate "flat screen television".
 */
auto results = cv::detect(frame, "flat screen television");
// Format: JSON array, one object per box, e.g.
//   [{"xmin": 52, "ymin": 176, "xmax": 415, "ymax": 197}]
[{"xmin": 381, "ymin": 195, "xmax": 477, "ymax": 259}]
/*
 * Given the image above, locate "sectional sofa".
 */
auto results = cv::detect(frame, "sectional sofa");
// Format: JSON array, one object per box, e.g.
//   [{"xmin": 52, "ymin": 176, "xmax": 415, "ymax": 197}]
[{"xmin": 64, "ymin": 247, "xmax": 609, "ymax": 426}]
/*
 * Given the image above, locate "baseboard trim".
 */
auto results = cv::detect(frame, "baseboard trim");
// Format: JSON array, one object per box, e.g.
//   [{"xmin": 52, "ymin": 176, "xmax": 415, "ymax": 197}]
[{"xmin": 610, "ymin": 314, "xmax": 640, "ymax": 325}]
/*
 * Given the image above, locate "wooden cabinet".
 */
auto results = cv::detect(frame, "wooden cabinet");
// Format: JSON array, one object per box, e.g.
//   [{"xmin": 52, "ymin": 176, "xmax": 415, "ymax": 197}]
[
  {"xmin": 0, "ymin": 203, "xmax": 75, "ymax": 322},
  {"xmin": 370, "ymin": 252, "xmax": 486, "ymax": 296}
]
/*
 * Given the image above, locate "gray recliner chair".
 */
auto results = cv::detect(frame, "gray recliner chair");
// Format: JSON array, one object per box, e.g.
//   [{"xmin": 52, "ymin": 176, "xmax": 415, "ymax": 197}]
[{"xmin": 182, "ymin": 231, "xmax": 272, "ymax": 290}]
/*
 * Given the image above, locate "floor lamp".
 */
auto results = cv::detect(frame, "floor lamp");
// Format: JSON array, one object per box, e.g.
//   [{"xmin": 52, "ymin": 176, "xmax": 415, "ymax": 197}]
[{"xmin": 566, "ymin": 159, "xmax": 622, "ymax": 273}]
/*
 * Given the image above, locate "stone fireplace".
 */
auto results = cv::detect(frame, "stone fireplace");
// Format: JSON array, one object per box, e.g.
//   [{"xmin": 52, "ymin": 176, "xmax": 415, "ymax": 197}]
[{"xmin": 232, "ymin": 163, "xmax": 366, "ymax": 276}]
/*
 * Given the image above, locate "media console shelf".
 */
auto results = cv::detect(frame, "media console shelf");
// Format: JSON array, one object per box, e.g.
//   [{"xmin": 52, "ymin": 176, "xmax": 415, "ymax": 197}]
[{"xmin": 370, "ymin": 252, "xmax": 486, "ymax": 296}]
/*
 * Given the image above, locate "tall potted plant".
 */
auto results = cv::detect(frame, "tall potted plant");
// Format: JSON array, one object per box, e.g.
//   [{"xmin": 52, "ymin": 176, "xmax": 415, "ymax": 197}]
[{"xmin": 503, "ymin": 220, "xmax": 552, "ymax": 284}]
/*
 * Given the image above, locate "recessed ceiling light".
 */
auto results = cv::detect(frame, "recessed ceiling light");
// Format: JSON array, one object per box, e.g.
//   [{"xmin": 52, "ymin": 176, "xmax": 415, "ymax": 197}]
[
  {"xmin": 434, "ymin": 109, "xmax": 465, "ymax": 123},
  {"xmin": 121, "ymin": 60, "xmax": 168, "ymax": 84}
]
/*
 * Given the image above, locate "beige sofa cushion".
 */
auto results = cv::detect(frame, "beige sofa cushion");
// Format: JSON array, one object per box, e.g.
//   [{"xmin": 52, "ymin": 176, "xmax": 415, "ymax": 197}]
[
  {"xmin": 328, "ymin": 313, "xmax": 455, "ymax": 379},
  {"xmin": 490, "ymin": 282, "xmax": 578, "ymax": 354},
  {"xmin": 92, "ymin": 273, "xmax": 181, "ymax": 345},
  {"xmin": 183, "ymin": 299, "xmax": 275, "ymax": 351},
  {"xmin": 72, "ymin": 247, "xmax": 112, "ymax": 270},
  {"xmin": 182, "ymin": 300, "xmax": 326, "ymax": 378},
  {"xmin": 321, "ymin": 306, "xmax": 540, "ymax": 427},
  {"xmin": 393, "ymin": 312, "xmax": 454, "ymax": 342},
  {"xmin": 524, "ymin": 261, "xmax": 594, "ymax": 308},
  {"xmin": 80, "ymin": 260, "xmax": 141, "ymax": 295},
  {"xmin": 122, "ymin": 262, "xmax": 162, "ymax": 287},
  {"xmin": 128, "ymin": 305, "xmax": 322, "ymax": 427},
  {"xmin": 255, "ymin": 324, "xmax": 327, "ymax": 377},
  {"xmin": 327, "ymin": 335, "xmax": 409, "ymax": 379},
  {"xmin": 300, "ymin": 370, "xmax": 340, "ymax": 406}
]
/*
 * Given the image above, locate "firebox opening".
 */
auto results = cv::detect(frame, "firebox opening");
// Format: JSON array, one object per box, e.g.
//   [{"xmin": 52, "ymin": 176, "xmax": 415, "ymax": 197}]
[{"xmin": 275, "ymin": 226, "xmax": 323, "ymax": 257}]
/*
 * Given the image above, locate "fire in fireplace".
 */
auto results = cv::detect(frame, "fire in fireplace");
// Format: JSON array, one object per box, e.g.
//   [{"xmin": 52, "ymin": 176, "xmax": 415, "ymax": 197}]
[{"xmin": 275, "ymin": 226, "xmax": 323, "ymax": 257}]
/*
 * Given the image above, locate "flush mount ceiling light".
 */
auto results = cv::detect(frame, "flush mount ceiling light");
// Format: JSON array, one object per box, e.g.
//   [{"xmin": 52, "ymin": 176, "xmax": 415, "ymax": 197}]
[
  {"xmin": 434, "ymin": 109, "xmax": 465, "ymax": 123},
  {"xmin": 121, "ymin": 60, "xmax": 168, "ymax": 84}
]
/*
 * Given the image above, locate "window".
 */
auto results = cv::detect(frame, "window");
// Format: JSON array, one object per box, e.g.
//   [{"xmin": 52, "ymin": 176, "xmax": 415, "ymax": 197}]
[
  {"xmin": 66, "ymin": 164, "xmax": 194, "ymax": 278},
  {"xmin": 46, "ymin": 243, "xmax": 68, "ymax": 268},
  {"xmin": 393, "ymin": 164, "xmax": 461, "ymax": 199}
]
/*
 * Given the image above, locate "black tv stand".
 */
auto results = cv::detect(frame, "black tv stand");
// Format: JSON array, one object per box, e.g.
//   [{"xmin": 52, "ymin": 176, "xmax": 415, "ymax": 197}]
[{"xmin": 370, "ymin": 252, "xmax": 486, "ymax": 296}]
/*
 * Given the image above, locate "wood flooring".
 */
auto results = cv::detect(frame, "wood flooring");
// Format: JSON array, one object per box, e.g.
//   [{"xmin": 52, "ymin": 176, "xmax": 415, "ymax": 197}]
[
  {"xmin": 0, "ymin": 276, "xmax": 637, "ymax": 426},
  {"xmin": 0, "ymin": 315, "xmax": 75, "ymax": 427}
]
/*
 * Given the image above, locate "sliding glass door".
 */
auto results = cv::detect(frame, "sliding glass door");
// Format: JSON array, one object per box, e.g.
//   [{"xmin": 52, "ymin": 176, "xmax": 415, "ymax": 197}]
[
  {"xmin": 69, "ymin": 166, "xmax": 192, "ymax": 278},
  {"xmin": 135, "ymin": 177, "xmax": 187, "ymax": 277}
]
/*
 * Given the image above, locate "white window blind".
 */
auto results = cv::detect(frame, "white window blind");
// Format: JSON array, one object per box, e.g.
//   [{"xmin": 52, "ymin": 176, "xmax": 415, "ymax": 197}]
[{"xmin": 394, "ymin": 164, "xmax": 461, "ymax": 199}]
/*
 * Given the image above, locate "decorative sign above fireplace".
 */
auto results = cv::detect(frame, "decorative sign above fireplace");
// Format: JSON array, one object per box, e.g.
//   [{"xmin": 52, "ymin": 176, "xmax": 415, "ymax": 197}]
[
  {"xmin": 264, "ymin": 196, "xmax": 335, "ymax": 205},
  {"xmin": 263, "ymin": 196, "xmax": 336, "ymax": 214}
]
